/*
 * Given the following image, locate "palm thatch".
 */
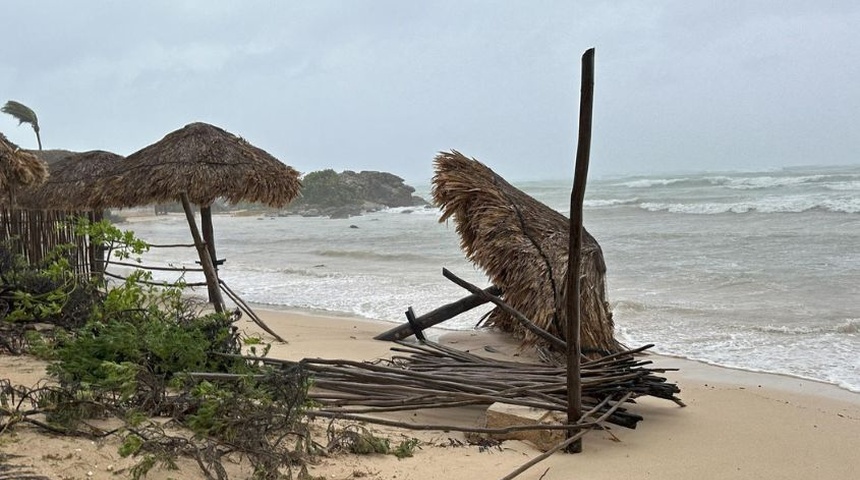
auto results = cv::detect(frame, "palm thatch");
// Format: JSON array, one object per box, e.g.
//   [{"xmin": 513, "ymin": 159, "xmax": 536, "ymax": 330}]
[
  {"xmin": 15, "ymin": 150, "xmax": 123, "ymax": 211},
  {"xmin": 30, "ymin": 149, "xmax": 78, "ymax": 165},
  {"xmin": 0, "ymin": 133, "xmax": 48, "ymax": 205},
  {"xmin": 432, "ymin": 150, "xmax": 621, "ymax": 355},
  {"xmin": 96, "ymin": 122, "xmax": 300, "ymax": 209},
  {"xmin": 1, "ymin": 100, "xmax": 42, "ymax": 150}
]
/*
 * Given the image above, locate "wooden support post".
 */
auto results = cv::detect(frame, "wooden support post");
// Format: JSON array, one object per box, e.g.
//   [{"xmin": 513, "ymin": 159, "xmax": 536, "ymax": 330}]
[
  {"xmin": 89, "ymin": 210, "xmax": 107, "ymax": 276},
  {"xmin": 404, "ymin": 307, "xmax": 427, "ymax": 342},
  {"xmin": 180, "ymin": 193, "xmax": 225, "ymax": 313},
  {"xmin": 565, "ymin": 47, "xmax": 595, "ymax": 453},
  {"xmin": 200, "ymin": 205, "xmax": 221, "ymax": 304},
  {"xmin": 374, "ymin": 285, "xmax": 503, "ymax": 341}
]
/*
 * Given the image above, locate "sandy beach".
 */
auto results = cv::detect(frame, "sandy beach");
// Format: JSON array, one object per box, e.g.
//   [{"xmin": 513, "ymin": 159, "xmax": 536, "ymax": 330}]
[{"xmin": 2, "ymin": 308, "xmax": 858, "ymax": 480}]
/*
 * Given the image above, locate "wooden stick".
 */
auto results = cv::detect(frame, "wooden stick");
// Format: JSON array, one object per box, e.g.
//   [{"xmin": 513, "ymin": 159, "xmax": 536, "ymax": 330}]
[
  {"xmin": 404, "ymin": 307, "xmax": 427, "ymax": 341},
  {"xmin": 374, "ymin": 286, "xmax": 502, "ymax": 341},
  {"xmin": 501, "ymin": 392, "xmax": 631, "ymax": 480},
  {"xmin": 106, "ymin": 260, "xmax": 205, "ymax": 272},
  {"xmin": 442, "ymin": 268, "xmax": 566, "ymax": 351},
  {"xmin": 308, "ymin": 411, "xmax": 600, "ymax": 435},
  {"xmin": 565, "ymin": 46, "xmax": 595, "ymax": 454},
  {"xmin": 219, "ymin": 280, "xmax": 286, "ymax": 343},
  {"xmin": 200, "ymin": 205, "xmax": 221, "ymax": 305}
]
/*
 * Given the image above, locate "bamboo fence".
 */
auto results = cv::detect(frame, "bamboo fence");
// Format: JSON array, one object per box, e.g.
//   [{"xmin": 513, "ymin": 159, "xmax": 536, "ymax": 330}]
[{"xmin": 0, "ymin": 208, "xmax": 95, "ymax": 277}]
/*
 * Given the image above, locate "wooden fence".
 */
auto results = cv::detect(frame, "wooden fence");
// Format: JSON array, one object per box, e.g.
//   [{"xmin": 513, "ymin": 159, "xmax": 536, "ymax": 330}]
[{"xmin": 0, "ymin": 208, "xmax": 99, "ymax": 277}]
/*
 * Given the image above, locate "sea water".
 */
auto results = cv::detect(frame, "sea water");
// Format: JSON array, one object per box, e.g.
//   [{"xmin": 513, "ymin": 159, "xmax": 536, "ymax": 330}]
[{"xmin": 118, "ymin": 165, "xmax": 860, "ymax": 393}]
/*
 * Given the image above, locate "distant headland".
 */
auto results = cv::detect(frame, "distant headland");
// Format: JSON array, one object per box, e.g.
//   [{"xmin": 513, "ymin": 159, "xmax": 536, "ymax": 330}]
[{"xmin": 283, "ymin": 169, "xmax": 430, "ymax": 218}]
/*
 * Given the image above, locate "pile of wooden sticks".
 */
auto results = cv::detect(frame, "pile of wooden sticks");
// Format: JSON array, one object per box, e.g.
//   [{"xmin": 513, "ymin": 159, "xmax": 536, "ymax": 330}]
[{"xmin": 243, "ymin": 340, "xmax": 683, "ymax": 433}]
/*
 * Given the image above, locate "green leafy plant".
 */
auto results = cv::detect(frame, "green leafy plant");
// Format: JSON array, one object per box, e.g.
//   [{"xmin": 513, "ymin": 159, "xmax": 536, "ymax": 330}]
[
  {"xmin": 1, "ymin": 223, "xmax": 321, "ymax": 479},
  {"xmin": 393, "ymin": 437, "xmax": 421, "ymax": 459},
  {"xmin": 74, "ymin": 217, "xmax": 150, "ymax": 265}
]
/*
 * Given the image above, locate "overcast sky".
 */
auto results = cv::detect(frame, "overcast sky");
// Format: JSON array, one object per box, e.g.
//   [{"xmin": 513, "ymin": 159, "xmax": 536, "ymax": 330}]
[{"xmin": 2, "ymin": 1, "xmax": 858, "ymax": 183}]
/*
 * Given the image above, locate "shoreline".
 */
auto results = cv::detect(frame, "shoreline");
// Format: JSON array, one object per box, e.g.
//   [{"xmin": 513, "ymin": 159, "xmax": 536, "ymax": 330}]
[{"xmin": 2, "ymin": 307, "xmax": 858, "ymax": 479}]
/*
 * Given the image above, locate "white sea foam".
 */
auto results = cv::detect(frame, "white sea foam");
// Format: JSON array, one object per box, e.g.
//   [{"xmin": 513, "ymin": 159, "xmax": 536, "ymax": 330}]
[
  {"xmin": 639, "ymin": 194, "xmax": 859, "ymax": 214},
  {"xmin": 825, "ymin": 180, "xmax": 860, "ymax": 191},
  {"xmin": 721, "ymin": 175, "xmax": 827, "ymax": 190},
  {"xmin": 614, "ymin": 177, "xmax": 690, "ymax": 188},
  {"xmin": 584, "ymin": 198, "xmax": 639, "ymax": 208}
]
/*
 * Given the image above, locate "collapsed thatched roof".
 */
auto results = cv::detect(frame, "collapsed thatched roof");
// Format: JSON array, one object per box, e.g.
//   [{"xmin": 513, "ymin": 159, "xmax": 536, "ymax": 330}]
[
  {"xmin": 16, "ymin": 150, "xmax": 123, "ymax": 211},
  {"xmin": 432, "ymin": 150, "xmax": 621, "ymax": 355},
  {"xmin": 96, "ymin": 122, "xmax": 300, "ymax": 208},
  {"xmin": 0, "ymin": 133, "xmax": 49, "ymax": 203}
]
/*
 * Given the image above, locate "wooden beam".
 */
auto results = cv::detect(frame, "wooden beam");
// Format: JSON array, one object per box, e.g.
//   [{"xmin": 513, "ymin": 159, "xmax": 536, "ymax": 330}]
[
  {"xmin": 374, "ymin": 285, "xmax": 502, "ymax": 341},
  {"xmin": 565, "ymin": 47, "xmax": 595, "ymax": 454}
]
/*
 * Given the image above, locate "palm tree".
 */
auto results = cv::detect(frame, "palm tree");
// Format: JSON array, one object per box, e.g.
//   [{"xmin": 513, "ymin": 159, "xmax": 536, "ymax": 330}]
[{"xmin": 1, "ymin": 100, "xmax": 41, "ymax": 150}]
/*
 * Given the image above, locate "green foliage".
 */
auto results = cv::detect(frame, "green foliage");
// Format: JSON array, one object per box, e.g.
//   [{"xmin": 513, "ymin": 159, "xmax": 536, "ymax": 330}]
[
  {"xmin": 185, "ymin": 380, "xmax": 231, "ymax": 437},
  {"xmin": 74, "ymin": 217, "xmax": 150, "ymax": 263},
  {"xmin": 119, "ymin": 432, "xmax": 145, "ymax": 457},
  {"xmin": 0, "ymin": 217, "xmax": 148, "ymax": 334},
  {"xmin": 1, "ymin": 239, "xmax": 99, "ymax": 336},
  {"xmin": 129, "ymin": 454, "xmax": 157, "ymax": 480},
  {"xmin": 349, "ymin": 428, "xmax": 390, "ymax": 455},
  {"xmin": 332, "ymin": 425, "xmax": 390, "ymax": 455},
  {"xmin": 393, "ymin": 437, "xmax": 421, "ymax": 459},
  {"xmin": 298, "ymin": 169, "xmax": 360, "ymax": 208},
  {"xmin": 1, "ymin": 223, "xmax": 320, "ymax": 478}
]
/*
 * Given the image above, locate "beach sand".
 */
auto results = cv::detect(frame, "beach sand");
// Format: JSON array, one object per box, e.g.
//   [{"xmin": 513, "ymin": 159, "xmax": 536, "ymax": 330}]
[{"xmin": 1, "ymin": 308, "xmax": 858, "ymax": 479}]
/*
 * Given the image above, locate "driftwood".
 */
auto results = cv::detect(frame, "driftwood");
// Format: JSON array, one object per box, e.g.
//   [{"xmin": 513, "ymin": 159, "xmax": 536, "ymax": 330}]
[{"xmin": 374, "ymin": 285, "xmax": 503, "ymax": 341}]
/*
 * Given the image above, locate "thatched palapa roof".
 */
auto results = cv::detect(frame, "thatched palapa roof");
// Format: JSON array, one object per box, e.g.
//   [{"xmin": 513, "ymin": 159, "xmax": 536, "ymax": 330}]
[
  {"xmin": 432, "ymin": 150, "xmax": 621, "ymax": 355},
  {"xmin": 29, "ymin": 149, "xmax": 79, "ymax": 165},
  {"xmin": 16, "ymin": 150, "xmax": 123, "ymax": 211},
  {"xmin": 0, "ymin": 133, "xmax": 49, "ymax": 204},
  {"xmin": 97, "ymin": 122, "xmax": 300, "ymax": 208}
]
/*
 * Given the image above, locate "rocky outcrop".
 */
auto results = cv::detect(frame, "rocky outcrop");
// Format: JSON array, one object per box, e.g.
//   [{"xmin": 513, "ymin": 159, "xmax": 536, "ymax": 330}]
[
  {"xmin": 285, "ymin": 169, "xmax": 429, "ymax": 218},
  {"xmin": 339, "ymin": 171, "xmax": 421, "ymax": 208}
]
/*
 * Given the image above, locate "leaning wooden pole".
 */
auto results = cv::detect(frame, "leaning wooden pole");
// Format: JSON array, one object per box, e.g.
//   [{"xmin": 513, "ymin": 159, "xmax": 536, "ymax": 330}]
[
  {"xmin": 374, "ymin": 285, "xmax": 503, "ymax": 341},
  {"xmin": 565, "ymin": 47, "xmax": 595, "ymax": 454},
  {"xmin": 180, "ymin": 193, "xmax": 225, "ymax": 313},
  {"xmin": 200, "ymin": 205, "xmax": 221, "ymax": 304}
]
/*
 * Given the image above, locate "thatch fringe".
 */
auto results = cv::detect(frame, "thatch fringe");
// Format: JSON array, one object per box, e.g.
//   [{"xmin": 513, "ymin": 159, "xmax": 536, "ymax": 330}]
[
  {"xmin": 16, "ymin": 150, "xmax": 122, "ymax": 211},
  {"xmin": 432, "ymin": 150, "xmax": 621, "ymax": 355},
  {"xmin": 0, "ymin": 134, "xmax": 48, "ymax": 205},
  {"xmin": 95, "ymin": 122, "xmax": 301, "ymax": 209}
]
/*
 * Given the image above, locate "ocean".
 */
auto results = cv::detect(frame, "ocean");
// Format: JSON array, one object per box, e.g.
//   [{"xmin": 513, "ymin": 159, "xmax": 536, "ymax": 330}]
[{"xmin": 118, "ymin": 164, "xmax": 860, "ymax": 393}]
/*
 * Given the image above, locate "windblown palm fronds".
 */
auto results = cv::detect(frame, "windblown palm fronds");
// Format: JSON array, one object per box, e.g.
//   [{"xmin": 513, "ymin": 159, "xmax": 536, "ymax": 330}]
[
  {"xmin": 1, "ymin": 100, "xmax": 42, "ymax": 150},
  {"xmin": 432, "ymin": 150, "xmax": 621, "ymax": 355}
]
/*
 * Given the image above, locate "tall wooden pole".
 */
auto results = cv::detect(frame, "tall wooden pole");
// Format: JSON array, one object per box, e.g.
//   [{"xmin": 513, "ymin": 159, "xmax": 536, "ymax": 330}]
[
  {"xmin": 565, "ymin": 47, "xmax": 595, "ymax": 453},
  {"xmin": 180, "ymin": 193, "xmax": 225, "ymax": 313},
  {"xmin": 200, "ymin": 205, "xmax": 220, "ymax": 304}
]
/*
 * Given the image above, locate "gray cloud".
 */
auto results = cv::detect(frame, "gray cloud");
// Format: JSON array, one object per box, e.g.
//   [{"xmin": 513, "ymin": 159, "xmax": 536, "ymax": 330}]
[{"xmin": 2, "ymin": 1, "xmax": 858, "ymax": 183}]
